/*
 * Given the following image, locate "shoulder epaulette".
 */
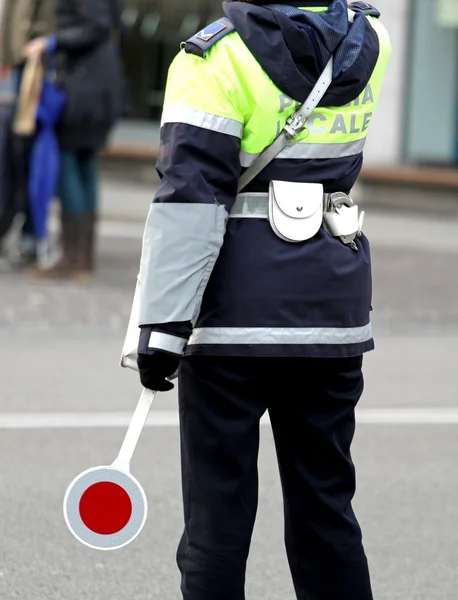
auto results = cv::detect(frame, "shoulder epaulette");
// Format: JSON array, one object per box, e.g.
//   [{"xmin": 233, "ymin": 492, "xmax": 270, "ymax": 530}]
[
  {"xmin": 184, "ymin": 17, "xmax": 235, "ymax": 58},
  {"xmin": 348, "ymin": 2, "xmax": 381, "ymax": 17}
]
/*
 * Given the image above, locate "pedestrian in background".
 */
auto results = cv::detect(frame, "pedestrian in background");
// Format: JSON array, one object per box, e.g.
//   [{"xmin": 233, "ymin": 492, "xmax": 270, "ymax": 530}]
[
  {"xmin": 23, "ymin": 0, "xmax": 124, "ymax": 280},
  {"xmin": 0, "ymin": 0, "xmax": 55, "ymax": 267}
]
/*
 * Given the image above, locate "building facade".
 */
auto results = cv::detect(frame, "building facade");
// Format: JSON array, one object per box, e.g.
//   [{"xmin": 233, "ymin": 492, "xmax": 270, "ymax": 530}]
[
  {"xmin": 121, "ymin": 0, "xmax": 222, "ymax": 121},
  {"xmin": 350, "ymin": 0, "xmax": 458, "ymax": 168},
  {"xmin": 404, "ymin": 0, "xmax": 458, "ymax": 166}
]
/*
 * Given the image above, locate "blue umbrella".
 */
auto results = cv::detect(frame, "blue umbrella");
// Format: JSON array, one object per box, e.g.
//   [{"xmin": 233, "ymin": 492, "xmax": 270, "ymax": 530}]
[{"xmin": 28, "ymin": 51, "xmax": 67, "ymax": 264}]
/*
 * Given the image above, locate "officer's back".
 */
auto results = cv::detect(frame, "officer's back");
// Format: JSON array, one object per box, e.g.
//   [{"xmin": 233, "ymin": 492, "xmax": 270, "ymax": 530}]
[{"xmin": 138, "ymin": 0, "xmax": 391, "ymax": 358}]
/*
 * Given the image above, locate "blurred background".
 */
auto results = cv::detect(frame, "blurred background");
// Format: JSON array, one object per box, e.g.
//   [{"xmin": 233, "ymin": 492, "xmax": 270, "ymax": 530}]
[{"xmin": 0, "ymin": 1, "xmax": 457, "ymax": 600}]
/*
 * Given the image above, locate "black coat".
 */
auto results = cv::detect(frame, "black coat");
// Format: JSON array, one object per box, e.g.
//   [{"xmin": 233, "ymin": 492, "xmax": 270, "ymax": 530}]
[{"xmin": 54, "ymin": 0, "xmax": 123, "ymax": 150}]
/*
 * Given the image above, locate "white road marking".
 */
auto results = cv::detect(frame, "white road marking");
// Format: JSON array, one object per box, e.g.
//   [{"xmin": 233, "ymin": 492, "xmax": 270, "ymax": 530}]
[{"xmin": 1, "ymin": 409, "xmax": 458, "ymax": 429}]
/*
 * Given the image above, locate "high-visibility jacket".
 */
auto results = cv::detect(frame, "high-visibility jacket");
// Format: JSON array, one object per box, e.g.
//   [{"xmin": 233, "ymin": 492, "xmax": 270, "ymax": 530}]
[{"xmin": 137, "ymin": 0, "xmax": 391, "ymax": 359}]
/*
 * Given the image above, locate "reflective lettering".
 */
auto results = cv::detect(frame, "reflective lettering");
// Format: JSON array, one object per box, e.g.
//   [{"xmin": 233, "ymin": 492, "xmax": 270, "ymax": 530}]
[
  {"xmin": 276, "ymin": 120, "xmax": 282, "ymax": 137},
  {"xmin": 362, "ymin": 112, "xmax": 373, "ymax": 131},
  {"xmin": 330, "ymin": 114, "xmax": 347, "ymax": 134},
  {"xmin": 350, "ymin": 114, "xmax": 360, "ymax": 134},
  {"xmin": 279, "ymin": 94, "xmax": 293, "ymax": 113},
  {"xmin": 345, "ymin": 84, "xmax": 375, "ymax": 108},
  {"xmin": 362, "ymin": 84, "xmax": 374, "ymax": 105},
  {"xmin": 307, "ymin": 112, "xmax": 327, "ymax": 134}
]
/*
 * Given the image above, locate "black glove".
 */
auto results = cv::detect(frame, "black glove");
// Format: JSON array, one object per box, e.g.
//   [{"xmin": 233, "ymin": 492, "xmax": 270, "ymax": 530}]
[{"xmin": 137, "ymin": 351, "xmax": 180, "ymax": 392}]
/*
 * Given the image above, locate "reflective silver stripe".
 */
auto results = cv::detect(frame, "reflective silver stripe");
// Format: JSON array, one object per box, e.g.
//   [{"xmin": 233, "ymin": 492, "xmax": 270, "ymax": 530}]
[
  {"xmin": 188, "ymin": 324, "xmax": 373, "ymax": 346},
  {"xmin": 230, "ymin": 193, "xmax": 269, "ymax": 218},
  {"xmin": 230, "ymin": 192, "xmax": 338, "ymax": 219},
  {"xmin": 240, "ymin": 139, "xmax": 367, "ymax": 167},
  {"xmin": 148, "ymin": 332, "xmax": 187, "ymax": 355},
  {"xmin": 161, "ymin": 107, "xmax": 244, "ymax": 138}
]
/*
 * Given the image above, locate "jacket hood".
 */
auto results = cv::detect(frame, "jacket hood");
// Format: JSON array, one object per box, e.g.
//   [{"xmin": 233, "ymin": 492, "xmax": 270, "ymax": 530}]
[{"xmin": 223, "ymin": 0, "xmax": 380, "ymax": 105}]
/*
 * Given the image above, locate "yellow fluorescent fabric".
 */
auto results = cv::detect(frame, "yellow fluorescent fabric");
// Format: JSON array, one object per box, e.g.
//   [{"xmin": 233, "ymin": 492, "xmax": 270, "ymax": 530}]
[{"xmin": 161, "ymin": 12, "xmax": 392, "ymax": 158}]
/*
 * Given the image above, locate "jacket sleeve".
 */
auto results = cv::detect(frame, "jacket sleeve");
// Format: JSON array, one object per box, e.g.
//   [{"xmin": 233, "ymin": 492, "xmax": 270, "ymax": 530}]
[
  {"xmin": 137, "ymin": 49, "xmax": 243, "ymax": 357},
  {"xmin": 54, "ymin": 0, "xmax": 112, "ymax": 54}
]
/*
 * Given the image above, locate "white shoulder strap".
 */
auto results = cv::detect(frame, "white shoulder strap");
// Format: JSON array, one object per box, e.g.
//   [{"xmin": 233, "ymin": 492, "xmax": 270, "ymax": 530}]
[{"xmin": 238, "ymin": 56, "xmax": 334, "ymax": 193}]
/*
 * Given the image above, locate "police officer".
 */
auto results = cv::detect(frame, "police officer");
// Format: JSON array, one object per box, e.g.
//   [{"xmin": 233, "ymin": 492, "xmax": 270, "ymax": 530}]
[{"xmin": 136, "ymin": 1, "xmax": 391, "ymax": 598}]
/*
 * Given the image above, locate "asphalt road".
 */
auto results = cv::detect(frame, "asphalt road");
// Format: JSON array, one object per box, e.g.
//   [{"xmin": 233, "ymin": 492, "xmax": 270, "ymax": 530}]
[{"xmin": 0, "ymin": 183, "xmax": 457, "ymax": 600}]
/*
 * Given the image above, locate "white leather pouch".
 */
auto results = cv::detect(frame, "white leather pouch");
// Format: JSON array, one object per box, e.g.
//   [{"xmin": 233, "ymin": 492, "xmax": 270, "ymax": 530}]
[{"xmin": 268, "ymin": 181, "xmax": 324, "ymax": 243}]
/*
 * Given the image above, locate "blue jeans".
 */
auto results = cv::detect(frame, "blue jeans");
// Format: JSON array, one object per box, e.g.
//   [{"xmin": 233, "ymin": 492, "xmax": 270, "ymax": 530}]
[{"xmin": 59, "ymin": 150, "xmax": 98, "ymax": 214}]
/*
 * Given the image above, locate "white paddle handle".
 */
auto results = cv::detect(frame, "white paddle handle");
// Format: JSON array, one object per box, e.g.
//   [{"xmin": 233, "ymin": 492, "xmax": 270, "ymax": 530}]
[{"xmin": 112, "ymin": 388, "xmax": 156, "ymax": 472}]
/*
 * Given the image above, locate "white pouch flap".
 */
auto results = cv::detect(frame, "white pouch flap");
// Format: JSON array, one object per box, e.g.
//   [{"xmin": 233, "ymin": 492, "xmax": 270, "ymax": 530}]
[
  {"xmin": 268, "ymin": 181, "xmax": 324, "ymax": 242},
  {"xmin": 120, "ymin": 277, "xmax": 141, "ymax": 372}
]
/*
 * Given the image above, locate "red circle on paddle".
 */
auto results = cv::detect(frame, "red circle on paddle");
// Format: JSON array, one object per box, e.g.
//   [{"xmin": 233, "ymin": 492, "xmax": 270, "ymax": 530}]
[{"xmin": 79, "ymin": 482, "xmax": 133, "ymax": 535}]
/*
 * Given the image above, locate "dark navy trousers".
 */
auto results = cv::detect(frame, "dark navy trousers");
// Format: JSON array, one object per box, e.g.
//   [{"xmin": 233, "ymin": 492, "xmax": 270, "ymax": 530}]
[{"xmin": 177, "ymin": 356, "xmax": 373, "ymax": 600}]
